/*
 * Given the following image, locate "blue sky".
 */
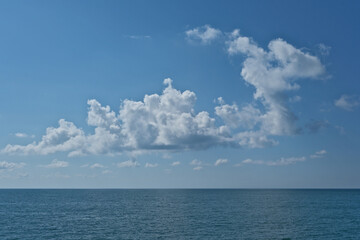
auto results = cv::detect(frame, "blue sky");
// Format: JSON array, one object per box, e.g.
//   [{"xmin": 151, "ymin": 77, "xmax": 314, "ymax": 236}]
[{"xmin": 0, "ymin": 0, "xmax": 359, "ymax": 188}]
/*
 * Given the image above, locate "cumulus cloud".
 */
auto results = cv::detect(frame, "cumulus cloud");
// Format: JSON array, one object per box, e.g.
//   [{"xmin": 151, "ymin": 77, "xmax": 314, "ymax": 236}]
[
  {"xmin": 4, "ymin": 119, "xmax": 85, "ymax": 156},
  {"xmin": 0, "ymin": 161, "xmax": 26, "ymax": 171},
  {"xmin": 215, "ymin": 99, "xmax": 261, "ymax": 129},
  {"xmin": 145, "ymin": 163, "xmax": 158, "ymax": 168},
  {"xmin": 186, "ymin": 25, "xmax": 222, "ymax": 44},
  {"xmin": 3, "ymin": 27, "xmax": 326, "ymax": 157},
  {"xmin": 335, "ymin": 95, "xmax": 360, "ymax": 111},
  {"xmin": 117, "ymin": 160, "xmax": 140, "ymax": 168},
  {"xmin": 193, "ymin": 166, "xmax": 203, "ymax": 171},
  {"xmin": 3, "ymin": 79, "xmax": 238, "ymax": 156},
  {"xmin": 42, "ymin": 159, "xmax": 69, "ymax": 168},
  {"xmin": 226, "ymin": 29, "xmax": 325, "ymax": 136},
  {"xmin": 214, "ymin": 158, "xmax": 228, "ymax": 166}
]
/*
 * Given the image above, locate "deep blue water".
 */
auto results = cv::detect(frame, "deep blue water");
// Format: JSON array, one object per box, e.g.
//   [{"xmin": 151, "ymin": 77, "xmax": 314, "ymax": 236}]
[{"xmin": 0, "ymin": 189, "xmax": 359, "ymax": 239}]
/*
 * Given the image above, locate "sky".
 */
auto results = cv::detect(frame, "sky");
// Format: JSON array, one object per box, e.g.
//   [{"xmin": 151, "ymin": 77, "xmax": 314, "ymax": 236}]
[{"xmin": 0, "ymin": 0, "xmax": 359, "ymax": 188}]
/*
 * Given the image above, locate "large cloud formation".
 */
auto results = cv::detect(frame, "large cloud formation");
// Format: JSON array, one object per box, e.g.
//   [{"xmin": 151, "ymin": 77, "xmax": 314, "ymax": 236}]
[
  {"xmin": 223, "ymin": 29, "xmax": 325, "ymax": 135},
  {"xmin": 3, "ymin": 26, "xmax": 325, "ymax": 156}
]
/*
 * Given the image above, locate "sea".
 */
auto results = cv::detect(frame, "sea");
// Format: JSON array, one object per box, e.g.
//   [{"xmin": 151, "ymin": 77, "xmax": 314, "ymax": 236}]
[{"xmin": 0, "ymin": 189, "xmax": 359, "ymax": 239}]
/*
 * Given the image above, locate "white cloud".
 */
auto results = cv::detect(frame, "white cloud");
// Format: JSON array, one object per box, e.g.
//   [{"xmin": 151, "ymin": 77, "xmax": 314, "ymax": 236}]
[
  {"xmin": 190, "ymin": 159, "xmax": 202, "ymax": 166},
  {"xmin": 90, "ymin": 163, "xmax": 105, "ymax": 168},
  {"xmin": 14, "ymin": 133, "xmax": 34, "ymax": 138},
  {"xmin": 3, "ymin": 27, "xmax": 326, "ymax": 157},
  {"xmin": 3, "ymin": 79, "xmax": 236, "ymax": 156},
  {"xmin": 193, "ymin": 166, "xmax": 203, "ymax": 171},
  {"xmin": 186, "ymin": 25, "xmax": 222, "ymax": 44},
  {"xmin": 0, "ymin": 161, "xmax": 26, "ymax": 171},
  {"xmin": 4, "ymin": 119, "xmax": 85, "ymax": 156},
  {"xmin": 126, "ymin": 35, "xmax": 151, "ymax": 40},
  {"xmin": 171, "ymin": 161, "xmax": 180, "ymax": 166},
  {"xmin": 102, "ymin": 170, "xmax": 111, "ymax": 174},
  {"xmin": 190, "ymin": 159, "xmax": 204, "ymax": 170},
  {"xmin": 317, "ymin": 43, "xmax": 331, "ymax": 56},
  {"xmin": 335, "ymin": 95, "xmax": 360, "ymax": 111},
  {"xmin": 117, "ymin": 160, "xmax": 140, "ymax": 168},
  {"xmin": 316, "ymin": 150, "xmax": 326, "ymax": 155},
  {"xmin": 240, "ymin": 156, "xmax": 306, "ymax": 166},
  {"xmin": 267, "ymin": 157, "xmax": 306, "ymax": 166},
  {"xmin": 214, "ymin": 158, "xmax": 228, "ymax": 166},
  {"xmin": 215, "ymin": 101, "xmax": 261, "ymax": 129},
  {"xmin": 310, "ymin": 149, "xmax": 327, "ymax": 159},
  {"xmin": 145, "ymin": 163, "xmax": 158, "ymax": 168},
  {"xmin": 42, "ymin": 159, "xmax": 69, "ymax": 168},
  {"xmin": 15, "ymin": 133, "xmax": 27, "ymax": 138},
  {"xmin": 227, "ymin": 29, "xmax": 325, "ymax": 136}
]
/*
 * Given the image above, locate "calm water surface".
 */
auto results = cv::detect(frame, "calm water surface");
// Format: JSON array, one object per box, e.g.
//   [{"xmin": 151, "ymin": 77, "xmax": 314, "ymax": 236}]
[{"xmin": 0, "ymin": 189, "xmax": 359, "ymax": 239}]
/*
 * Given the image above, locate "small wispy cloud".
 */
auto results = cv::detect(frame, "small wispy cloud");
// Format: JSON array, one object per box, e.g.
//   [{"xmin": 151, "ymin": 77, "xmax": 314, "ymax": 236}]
[
  {"xmin": 117, "ymin": 160, "xmax": 140, "ymax": 168},
  {"xmin": 190, "ymin": 159, "xmax": 204, "ymax": 170},
  {"xmin": 125, "ymin": 35, "xmax": 151, "ymax": 40},
  {"xmin": 186, "ymin": 25, "xmax": 222, "ymax": 44},
  {"xmin": 90, "ymin": 163, "xmax": 105, "ymax": 169},
  {"xmin": 14, "ymin": 133, "xmax": 35, "ymax": 138},
  {"xmin": 335, "ymin": 95, "xmax": 360, "ymax": 111},
  {"xmin": 310, "ymin": 150, "xmax": 327, "ymax": 159},
  {"xmin": 42, "ymin": 159, "xmax": 69, "ymax": 168},
  {"xmin": 238, "ymin": 157, "xmax": 306, "ymax": 167},
  {"xmin": 193, "ymin": 166, "xmax": 203, "ymax": 171},
  {"xmin": 289, "ymin": 96, "xmax": 302, "ymax": 103},
  {"xmin": 317, "ymin": 43, "xmax": 331, "ymax": 56},
  {"xmin": 214, "ymin": 158, "xmax": 228, "ymax": 166},
  {"xmin": 190, "ymin": 159, "xmax": 202, "ymax": 166},
  {"xmin": 171, "ymin": 161, "xmax": 180, "ymax": 166},
  {"xmin": 0, "ymin": 161, "xmax": 26, "ymax": 171},
  {"xmin": 102, "ymin": 170, "xmax": 111, "ymax": 174},
  {"xmin": 145, "ymin": 163, "xmax": 158, "ymax": 168}
]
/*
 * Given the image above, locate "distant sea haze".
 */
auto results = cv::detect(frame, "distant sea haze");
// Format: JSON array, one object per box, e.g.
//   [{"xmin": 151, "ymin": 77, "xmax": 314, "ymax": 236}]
[{"xmin": 0, "ymin": 189, "xmax": 359, "ymax": 239}]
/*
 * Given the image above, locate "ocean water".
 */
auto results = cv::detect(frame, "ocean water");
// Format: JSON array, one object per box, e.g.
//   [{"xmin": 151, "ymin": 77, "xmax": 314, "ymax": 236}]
[{"xmin": 0, "ymin": 189, "xmax": 359, "ymax": 239}]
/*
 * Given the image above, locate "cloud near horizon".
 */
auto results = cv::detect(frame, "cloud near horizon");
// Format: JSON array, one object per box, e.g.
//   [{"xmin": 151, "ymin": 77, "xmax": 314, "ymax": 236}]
[
  {"xmin": 238, "ymin": 149, "xmax": 326, "ymax": 167},
  {"xmin": 239, "ymin": 156, "xmax": 306, "ymax": 167},
  {"xmin": 2, "ymin": 26, "xmax": 326, "ymax": 157},
  {"xmin": 0, "ymin": 161, "xmax": 26, "ymax": 171},
  {"xmin": 41, "ymin": 159, "xmax": 69, "ymax": 168}
]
